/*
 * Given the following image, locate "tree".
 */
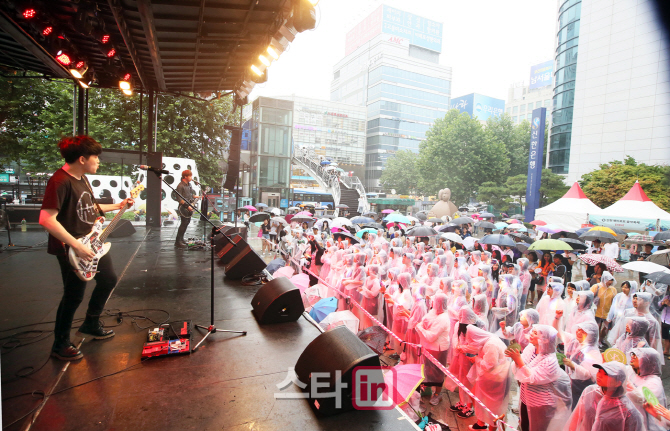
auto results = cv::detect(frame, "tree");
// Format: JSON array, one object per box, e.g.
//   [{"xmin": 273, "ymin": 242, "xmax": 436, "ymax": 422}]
[
  {"xmin": 505, "ymin": 174, "xmax": 528, "ymax": 210},
  {"xmin": 580, "ymin": 157, "xmax": 670, "ymax": 210},
  {"xmin": 417, "ymin": 110, "xmax": 510, "ymax": 205},
  {"xmin": 539, "ymin": 169, "xmax": 569, "ymax": 207},
  {"xmin": 485, "ymin": 114, "xmax": 530, "ymax": 177},
  {"xmin": 477, "ymin": 181, "xmax": 510, "ymax": 211},
  {"xmin": 379, "ymin": 150, "xmax": 420, "ymax": 195}
]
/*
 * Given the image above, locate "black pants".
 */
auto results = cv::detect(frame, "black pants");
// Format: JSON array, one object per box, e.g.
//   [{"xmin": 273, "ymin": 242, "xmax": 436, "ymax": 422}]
[
  {"xmin": 177, "ymin": 215, "xmax": 191, "ymax": 241},
  {"xmin": 54, "ymin": 253, "xmax": 117, "ymax": 344}
]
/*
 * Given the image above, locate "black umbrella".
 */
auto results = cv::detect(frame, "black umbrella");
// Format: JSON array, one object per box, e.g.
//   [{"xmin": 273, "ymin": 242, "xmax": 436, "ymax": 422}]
[
  {"xmin": 654, "ymin": 232, "xmax": 670, "ymax": 241},
  {"xmin": 551, "ymin": 232, "xmax": 579, "ymax": 240},
  {"xmin": 514, "ymin": 242, "xmax": 531, "ymax": 252},
  {"xmin": 336, "ymin": 204, "xmax": 349, "ymax": 209},
  {"xmin": 510, "ymin": 214, "xmax": 524, "ymax": 220},
  {"xmin": 333, "ymin": 231, "xmax": 360, "ymax": 244},
  {"xmin": 406, "ymin": 226, "xmax": 438, "ymax": 237},
  {"xmin": 362, "ymin": 211, "xmax": 377, "ymax": 217},
  {"xmin": 560, "ymin": 238, "xmax": 588, "ymax": 250},
  {"xmin": 579, "ymin": 230, "xmax": 618, "ymax": 244},
  {"xmin": 645, "ymin": 271, "xmax": 670, "ymax": 285},
  {"xmin": 479, "ymin": 212, "xmax": 495, "ymax": 218},
  {"xmin": 437, "ymin": 224, "xmax": 458, "ymax": 233},
  {"xmin": 249, "ymin": 212, "xmax": 271, "ymax": 223},
  {"xmin": 416, "ymin": 213, "xmax": 428, "ymax": 221},
  {"xmin": 357, "ymin": 326, "xmax": 387, "ymax": 355},
  {"xmin": 479, "ymin": 234, "xmax": 516, "ymax": 247},
  {"xmin": 350, "ymin": 216, "xmax": 375, "ymax": 224},
  {"xmin": 451, "ymin": 217, "xmax": 473, "ymax": 226},
  {"xmin": 509, "ymin": 232, "xmax": 533, "ymax": 243},
  {"xmin": 427, "ymin": 218, "xmax": 444, "ymax": 224},
  {"xmin": 361, "ymin": 223, "xmax": 383, "ymax": 230},
  {"xmin": 475, "ymin": 221, "xmax": 496, "ymax": 230}
]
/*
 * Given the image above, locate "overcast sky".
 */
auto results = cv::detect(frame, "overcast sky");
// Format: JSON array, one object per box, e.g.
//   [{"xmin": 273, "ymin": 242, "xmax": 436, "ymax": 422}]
[{"xmin": 250, "ymin": 0, "xmax": 557, "ymax": 102}]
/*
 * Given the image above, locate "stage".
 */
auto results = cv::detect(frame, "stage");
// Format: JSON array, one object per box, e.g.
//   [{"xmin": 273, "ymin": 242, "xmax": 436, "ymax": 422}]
[{"xmin": 0, "ymin": 223, "xmax": 424, "ymax": 431}]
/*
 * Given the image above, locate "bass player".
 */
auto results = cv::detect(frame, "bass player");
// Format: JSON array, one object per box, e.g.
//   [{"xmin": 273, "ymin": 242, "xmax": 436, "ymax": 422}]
[
  {"xmin": 175, "ymin": 169, "xmax": 200, "ymax": 248},
  {"xmin": 39, "ymin": 136, "xmax": 134, "ymax": 360}
]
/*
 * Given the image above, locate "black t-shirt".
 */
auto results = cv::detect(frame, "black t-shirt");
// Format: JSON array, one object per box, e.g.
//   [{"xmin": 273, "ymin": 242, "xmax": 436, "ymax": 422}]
[
  {"xmin": 261, "ymin": 223, "xmax": 270, "ymax": 234},
  {"xmin": 41, "ymin": 168, "xmax": 101, "ymax": 255}
]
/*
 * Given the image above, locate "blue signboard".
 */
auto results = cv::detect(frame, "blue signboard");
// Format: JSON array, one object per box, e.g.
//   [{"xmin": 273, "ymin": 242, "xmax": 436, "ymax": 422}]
[
  {"xmin": 529, "ymin": 61, "xmax": 554, "ymax": 89},
  {"xmin": 280, "ymin": 198, "xmax": 289, "ymax": 208},
  {"xmin": 473, "ymin": 94, "xmax": 505, "ymax": 121},
  {"xmin": 381, "ymin": 6, "xmax": 443, "ymax": 53},
  {"xmin": 449, "ymin": 94, "xmax": 475, "ymax": 117},
  {"xmin": 241, "ymin": 119, "xmax": 252, "ymax": 151},
  {"xmin": 525, "ymin": 108, "xmax": 547, "ymax": 223}
]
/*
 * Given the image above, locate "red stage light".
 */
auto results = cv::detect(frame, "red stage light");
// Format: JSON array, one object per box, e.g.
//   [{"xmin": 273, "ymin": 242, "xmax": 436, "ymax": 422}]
[
  {"xmin": 107, "ymin": 48, "xmax": 116, "ymax": 57},
  {"xmin": 23, "ymin": 8, "xmax": 36, "ymax": 19},
  {"xmin": 76, "ymin": 61, "xmax": 85, "ymax": 68},
  {"xmin": 42, "ymin": 26, "xmax": 53, "ymax": 36},
  {"xmin": 123, "ymin": 73, "xmax": 131, "ymax": 81},
  {"xmin": 101, "ymin": 35, "xmax": 110, "ymax": 44},
  {"xmin": 56, "ymin": 53, "xmax": 71, "ymax": 65}
]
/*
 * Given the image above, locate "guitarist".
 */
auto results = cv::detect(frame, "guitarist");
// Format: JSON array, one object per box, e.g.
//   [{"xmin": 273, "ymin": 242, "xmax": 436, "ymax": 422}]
[
  {"xmin": 39, "ymin": 136, "xmax": 134, "ymax": 361},
  {"xmin": 175, "ymin": 169, "xmax": 200, "ymax": 248}
]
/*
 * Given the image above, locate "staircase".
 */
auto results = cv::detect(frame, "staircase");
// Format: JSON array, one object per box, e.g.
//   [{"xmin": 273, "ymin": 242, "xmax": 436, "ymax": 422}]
[{"xmin": 293, "ymin": 146, "xmax": 369, "ymax": 216}]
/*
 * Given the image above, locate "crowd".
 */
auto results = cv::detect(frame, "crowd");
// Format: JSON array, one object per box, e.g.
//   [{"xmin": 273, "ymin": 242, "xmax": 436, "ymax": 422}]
[{"xmin": 256, "ymin": 213, "xmax": 669, "ymax": 431}]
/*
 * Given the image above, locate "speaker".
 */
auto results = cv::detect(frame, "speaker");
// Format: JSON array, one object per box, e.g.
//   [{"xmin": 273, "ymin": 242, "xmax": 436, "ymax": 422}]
[
  {"xmin": 294, "ymin": 326, "xmax": 381, "ymax": 416},
  {"xmin": 251, "ymin": 277, "xmax": 304, "ymax": 324},
  {"xmin": 214, "ymin": 232, "xmax": 247, "ymax": 264},
  {"xmin": 224, "ymin": 246, "xmax": 266, "ymax": 279},
  {"xmin": 108, "ymin": 219, "xmax": 136, "ymax": 237},
  {"xmin": 223, "ymin": 128, "xmax": 241, "ymax": 191}
]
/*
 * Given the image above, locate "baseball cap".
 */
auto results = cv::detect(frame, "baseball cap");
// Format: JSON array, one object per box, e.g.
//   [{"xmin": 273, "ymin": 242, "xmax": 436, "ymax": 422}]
[{"xmin": 593, "ymin": 362, "xmax": 626, "ymax": 381}]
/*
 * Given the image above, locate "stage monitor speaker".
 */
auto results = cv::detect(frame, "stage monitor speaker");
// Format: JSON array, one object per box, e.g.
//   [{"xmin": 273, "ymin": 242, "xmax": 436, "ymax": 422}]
[
  {"xmin": 214, "ymin": 233, "xmax": 247, "ymax": 264},
  {"xmin": 224, "ymin": 246, "xmax": 266, "ymax": 279},
  {"xmin": 223, "ymin": 128, "xmax": 241, "ymax": 191},
  {"xmin": 108, "ymin": 219, "xmax": 136, "ymax": 237},
  {"xmin": 294, "ymin": 326, "xmax": 381, "ymax": 416},
  {"xmin": 251, "ymin": 277, "xmax": 304, "ymax": 324}
]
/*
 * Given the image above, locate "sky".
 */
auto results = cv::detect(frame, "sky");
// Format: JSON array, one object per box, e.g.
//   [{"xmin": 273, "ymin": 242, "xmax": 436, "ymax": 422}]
[{"xmin": 250, "ymin": 0, "xmax": 557, "ymax": 102}]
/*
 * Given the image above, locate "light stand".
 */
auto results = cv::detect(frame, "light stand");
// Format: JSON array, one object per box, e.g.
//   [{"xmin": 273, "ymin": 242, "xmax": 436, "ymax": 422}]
[{"xmin": 147, "ymin": 170, "xmax": 246, "ymax": 351}]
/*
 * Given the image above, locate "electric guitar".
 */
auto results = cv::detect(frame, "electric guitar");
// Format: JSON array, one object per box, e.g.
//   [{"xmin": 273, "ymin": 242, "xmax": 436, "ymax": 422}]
[
  {"xmin": 68, "ymin": 183, "xmax": 144, "ymax": 281},
  {"xmin": 178, "ymin": 196, "xmax": 200, "ymax": 218}
]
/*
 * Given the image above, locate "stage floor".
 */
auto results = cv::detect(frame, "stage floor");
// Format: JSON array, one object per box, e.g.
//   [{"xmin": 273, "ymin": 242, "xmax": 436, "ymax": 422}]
[{"xmin": 0, "ymin": 224, "xmax": 422, "ymax": 431}]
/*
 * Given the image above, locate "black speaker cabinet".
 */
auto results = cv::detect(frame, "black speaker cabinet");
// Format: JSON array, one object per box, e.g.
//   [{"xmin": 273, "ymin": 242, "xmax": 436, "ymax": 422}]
[
  {"xmin": 108, "ymin": 219, "xmax": 136, "ymax": 238},
  {"xmin": 224, "ymin": 246, "xmax": 266, "ymax": 280},
  {"xmin": 294, "ymin": 326, "xmax": 381, "ymax": 416},
  {"xmin": 214, "ymin": 233, "xmax": 247, "ymax": 264},
  {"xmin": 251, "ymin": 277, "xmax": 304, "ymax": 324}
]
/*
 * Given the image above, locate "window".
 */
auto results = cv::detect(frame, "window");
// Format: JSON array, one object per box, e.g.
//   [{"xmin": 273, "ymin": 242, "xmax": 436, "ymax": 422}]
[
  {"xmin": 544, "ymin": 99, "xmax": 551, "ymax": 107},
  {"xmin": 520, "ymin": 105, "xmax": 526, "ymax": 113},
  {"xmin": 513, "ymin": 106, "xmax": 518, "ymax": 114},
  {"xmin": 528, "ymin": 103, "xmax": 534, "ymax": 111},
  {"xmin": 506, "ymin": 107, "xmax": 511, "ymax": 113},
  {"xmin": 513, "ymin": 116, "xmax": 518, "ymax": 122},
  {"xmin": 528, "ymin": 113, "xmax": 532, "ymax": 120},
  {"xmin": 536, "ymin": 101, "xmax": 542, "ymax": 108}
]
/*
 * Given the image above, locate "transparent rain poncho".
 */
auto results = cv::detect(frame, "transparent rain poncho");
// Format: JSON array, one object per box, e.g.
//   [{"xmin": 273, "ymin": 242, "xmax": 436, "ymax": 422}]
[
  {"xmin": 613, "ymin": 316, "xmax": 650, "ymax": 362},
  {"xmin": 517, "ymin": 258, "xmax": 532, "ymax": 296},
  {"xmin": 472, "ymin": 293, "xmax": 489, "ymax": 325},
  {"xmin": 609, "ymin": 291, "xmax": 664, "ymax": 363},
  {"xmin": 420, "ymin": 263, "xmax": 440, "ymax": 294},
  {"xmin": 500, "ymin": 308, "xmax": 539, "ymax": 351},
  {"xmin": 559, "ymin": 320, "xmax": 603, "ymax": 408},
  {"xmin": 605, "ymin": 281, "xmax": 637, "ymax": 336},
  {"xmin": 536, "ymin": 282, "xmax": 565, "ymax": 326},
  {"xmin": 490, "ymin": 274, "xmax": 519, "ymax": 330},
  {"xmin": 445, "ymin": 306, "xmax": 477, "ymax": 404},
  {"xmin": 472, "ymin": 276, "xmax": 486, "ymax": 296},
  {"xmin": 416, "ymin": 292, "xmax": 450, "ymax": 352},
  {"xmin": 404, "ymin": 285, "xmax": 428, "ymax": 364},
  {"xmin": 438, "ymin": 276, "xmax": 454, "ymax": 297},
  {"xmin": 563, "ymin": 281, "xmax": 586, "ymax": 333},
  {"xmin": 625, "ymin": 347, "xmax": 666, "ymax": 431},
  {"xmin": 447, "ymin": 280, "xmax": 469, "ymax": 364},
  {"xmin": 390, "ymin": 272, "xmax": 414, "ymax": 352},
  {"xmin": 468, "ymin": 250, "xmax": 482, "ymax": 278},
  {"xmin": 565, "ymin": 290, "xmax": 596, "ymax": 335}
]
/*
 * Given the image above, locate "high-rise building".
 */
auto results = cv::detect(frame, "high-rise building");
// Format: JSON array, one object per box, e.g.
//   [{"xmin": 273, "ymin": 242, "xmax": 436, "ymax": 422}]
[
  {"xmin": 330, "ymin": 5, "xmax": 452, "ymax": 191},
  {"xmin": 552, "ymin": 0, "xmax": 670, "ymax": 182},
  {"xmin": 506, "ymin": 61, "xmax": 555, "ymax": 126},
  {"xmin": 450, "ymin": 93, "xmax": 506, "ymax": 123}
]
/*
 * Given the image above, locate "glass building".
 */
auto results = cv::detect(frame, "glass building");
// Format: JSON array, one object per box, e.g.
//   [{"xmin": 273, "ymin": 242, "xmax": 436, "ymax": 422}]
[
  {"xmin": 249, "ymin": 97, "xmax": 294, "ymax": 207},
  {"xmin": 549, "ymin": 0, "xmax": 581, "ymax": 174}
]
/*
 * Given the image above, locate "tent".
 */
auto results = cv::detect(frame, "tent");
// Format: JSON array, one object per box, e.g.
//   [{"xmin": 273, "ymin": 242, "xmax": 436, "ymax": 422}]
[
  {"xmin": 534, "ymin": 182, "xmax": 602, "ymax": 232},
  {"xmin": 589, "ymin": 181, "xmax": 670, "ymax": 232}
]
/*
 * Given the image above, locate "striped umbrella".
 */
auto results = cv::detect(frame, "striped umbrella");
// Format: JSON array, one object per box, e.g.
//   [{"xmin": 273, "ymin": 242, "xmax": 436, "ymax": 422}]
[{"xmin": 578, "ymin": 254, "xmax": 624, "ymax": 272}]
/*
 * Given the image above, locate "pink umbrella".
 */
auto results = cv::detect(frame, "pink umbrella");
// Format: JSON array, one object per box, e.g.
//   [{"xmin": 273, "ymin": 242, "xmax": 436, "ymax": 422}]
[
  {"xmin": 386, "ymin": 222, "xmax": 407, "ymax": 230},
  {"xmin": 383, "ymin": 364, "xmax": 425, "ymax": 407},
  {"xmin": 243, "ymin": 205, "xmax": 257, "ymax": 212},
  {"xmin": 330, "ymin": 226, "xmax": 343, "ymax": 233},
  {"xmin": 382, "ymin": 209, "xmax": 395, "ymax": 214},
  {"xmin": 529, "ymin": 220, "xmax": 546, "ymax": 226},
  {"xmin": 507, "ymin": 218, "xmax": 521, "ymax": 224},
  {"xmin": 295, "ymin": 211, "xmax": 312, "ymax": 216}
]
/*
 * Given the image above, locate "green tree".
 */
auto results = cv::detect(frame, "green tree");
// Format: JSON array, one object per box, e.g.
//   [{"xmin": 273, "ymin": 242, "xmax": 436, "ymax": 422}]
[
  {"xmin": 417, "ymin": 110, "xmax": 510, "ymax": 205},
  {"xmin": 477, "ymin": 181, "xmax": 510, "ymax": 211},
  {"xmin": 379, "ymin": 149, "xmax": 420, "ymax": 195},
  {"xmin": 485, "ymin": 114, "xmax": 529, "ymax": 177},
  {"xmin": 580, "ymin": 157, "xmax": 670, "ymax": 210},
  {"xmin": 505, "ymin": 174, "xmax": 529, "ymax": 210},
  {"xmin": 539, "ymin": 169, "xmax": 569, "ymax": 207}
]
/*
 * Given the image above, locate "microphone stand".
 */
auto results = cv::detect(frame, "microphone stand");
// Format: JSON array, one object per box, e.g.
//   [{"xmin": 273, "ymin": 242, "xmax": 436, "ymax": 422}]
[{"xmin": 146, "ymin": 170, "xmax": 246, "ymax": 351}]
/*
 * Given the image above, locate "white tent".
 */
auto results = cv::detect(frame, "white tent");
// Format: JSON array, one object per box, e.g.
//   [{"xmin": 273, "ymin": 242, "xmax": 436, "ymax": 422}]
[
  {"xmin": 534, "ymin": 182, "xmax": 601, "ymax": 232},
  {"xmin": 589, "ymin": 181, "xmax": 670, "ymax": 232}
]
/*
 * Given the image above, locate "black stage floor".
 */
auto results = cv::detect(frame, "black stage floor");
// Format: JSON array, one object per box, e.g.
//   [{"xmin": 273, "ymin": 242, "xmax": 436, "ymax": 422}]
[{"xmin": 0, "ymin": 224, "xmax": 419, "ymax": 431}]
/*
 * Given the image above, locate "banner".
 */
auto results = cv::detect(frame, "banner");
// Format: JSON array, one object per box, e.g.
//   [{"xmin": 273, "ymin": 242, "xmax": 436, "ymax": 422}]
[
  {"xmin": 588, "ymin": 215, "xmax": 670, "ymax": 232},
  {"xmin": 524, "ymin": 108, "xmax": 546, "ymax": 222}
]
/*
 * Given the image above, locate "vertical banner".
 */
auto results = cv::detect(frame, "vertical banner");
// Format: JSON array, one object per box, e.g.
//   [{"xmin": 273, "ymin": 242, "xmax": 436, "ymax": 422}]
[{"xmin": 524, "ymin": 108, "xmax": 546, "ymax": 222}]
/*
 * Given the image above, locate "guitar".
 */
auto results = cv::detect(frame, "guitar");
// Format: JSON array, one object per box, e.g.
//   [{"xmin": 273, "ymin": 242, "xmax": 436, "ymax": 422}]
[
  {"xmin": 178, "ymin": 196, "xmax": 200, "ymax": 218},
  {"xmin": 68, "ymin": 183, "xmax": 144, "ymax": 281}
]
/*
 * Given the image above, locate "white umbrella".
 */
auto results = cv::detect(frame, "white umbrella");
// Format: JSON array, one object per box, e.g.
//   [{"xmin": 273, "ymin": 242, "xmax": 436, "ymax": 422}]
[
  {"xmin": 440, "ymin": 232, "xmax": 463, "ymax": 244},
  {"xmin": 315, "ymin": 218, "xmax": 332, "ymax": 229},
  {"xmin": 319, "ymin": 310, "xmax": 360, "ymax": 334},
  {"xmin": 331, "ymin": 217, "xmax": 353, "ymax": 228},
  {"xmin": 507, "ymin": 223, "xmax": 526, "ymax": 230},
  {"xmin": 622, "ymin": 261, "xmax": 670, "ymax": 274},
  {"xmin": 463, "ymin": 237, "xmax": 477, "ymax": 250},
  {"xmin": 269, "ymin": 208, "xmax": 281, "ymax": 216},
  {"xmin": 406, "ymin": 216, "xmax": 419, "ymax": 223}
]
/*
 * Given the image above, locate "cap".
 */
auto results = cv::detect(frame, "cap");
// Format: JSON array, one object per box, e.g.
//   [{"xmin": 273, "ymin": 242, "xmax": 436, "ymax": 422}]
[{"xmin": 593, "ymin": 362, "xmax": 626, "ymax": 380}]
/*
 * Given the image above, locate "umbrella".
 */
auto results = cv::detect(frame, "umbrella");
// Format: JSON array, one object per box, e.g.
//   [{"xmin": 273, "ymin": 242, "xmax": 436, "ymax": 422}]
[
  {"xmin": 550, "ymin": 232, "xmax": 579, "ymax": 240},
  {"xmin": 295, "ymin": 211, "xmax": 313, "ymax": 216},
  {"xmin": 271, "ymin": 216, "xmax": 287, "ymax": 225},
  {"xmin": 285, "ymin": 214, "xmax": 294, "ymax": 223},
  {"xmin": 579, "ymin": 230, "xmax": 618, "ymax": 244},
  {"xmin": 529, "ymin": 220, "xmax": 547, "ymax": 226},
  {"xmin": 479, "ymin": 212, "xmax": 495, "ymax": 218},
  {"xmin": 350, "ymin": 216, "xmax": 374, "ymax": 224},
  {"xmin": 405, "ymin": 216, "xmax": 419, "ymax": 223},
  {"xmin": 386, "ymin": 222, "xmax": 407, "ymax": 230},
  {"xmin": 333, "ymin": 231, "xmax": 360, "ymax": 244},
  {"xmin": 356, "ymin": 228, "xmax": 378, "ymax": 238},
  {"xmin": 331, "ymin": 217, "xmax": 353, "ymax": 227},
  {"xmin": 507, "ymin": 223, "xmax": 525, "ymax": 230},
  {"xmin": 427, "ymin": 218, "xmax": 445, "ymax": 224},
  {"xmin": 622, "ymin": 261, "xmax": 670, "ymax": 274},
  {"xmin": 437, "ymin": 224, "xmax": 457, "ymax": 233},
  {"xmin": 536, "ymin": 224, "xmax": 564, "ymax": 234},
  {"xmin": 249, "ymin": 212, "xmax": 271, "ymax": 223},
  {"xmin": 462, "ymin": 237, "xmax": 477, "ymax": 250},
  {"xmin": 292, "ymin": 215, "xmax": 314, "ymax": 224},
  {"xmin": 320, "ymin": 160, "xmax": 332, "ymax": 166},
  {"xmin": 506, "ymin": 218, "xmax": 521, "ymax": 224},
  {"xmin": 385, "ymin": 213, "xmax": 410, "ymax": 224},
  {"xmin": 452, "ymin": 217, "xmax": 474, "ymax": 225},
  {"xmin": 319, "ymin": 310, "xmax": 360, "ymax": 333},
  {"xmin": 579, "ymin": 254, "xmax": 624, "ymax": 272},
  {"xmin": 649, "ymin": 249, "xmax": 670, "ymax": 266},
  {"xmin": 357, "ymin": 326, "xmax": 388, "ymax": 355},
  {"xmin": 288, "ymin": 206, "xmax": 300, "ymax": 211},
  {"xmin": 269, "ymin": 208, "xmax": 281, "ymax": 216},
  {"xmin": 361, "ymin": 223, "xmax": 383, "ymax": 230},
  {"xmin": 528, "ymin": 239, "xmax": 573, "ymax": 251},
  {"xmin": 509, "ymin": 232, "xmax": 533, "ymax": 243},
  {"xmin": 406, "ymin": 226, "xmax": 438, "ymax": 237},
  {"xmin": 441, "ymin": 232, "xmax": 463, "ymax": 244},
  {"xmin": 381, "ymin": 209, "xmax": 395, "ymax": 214},
  {"xmin": 494, "ymin": 222, "xmax": 509, "ymax": 230},
  {"xmin": 383, "ymin": 364, "xmax": 425, "ymax": 407},
  {"xmin": 309, "ymin": 297, "xmax": 338, "ymax": 323},
  {"xmin": 589, "ymin": 226, "xmax": 617, "ymax": 236},
  {"xmin": 479, "ymin": 234, "xmax": 516, "ymax": 247},
  {"xmin": 514, "ymin": 242, "xmax": 531, "ymax": 252},
  {"xmin": 255, "ymin": 203, "xmax": 268, "ymax": 208},
  {"xmin": 654, "ymin": 232, "xmax": 670, "ymax": 241},
  {"xmin": 509, "ymin": 214, "xmax": 524, "ymax": 219},
  {"xmin": 560, "ymin": 238, "xmax": 588, "ymax": 250},
  {"xmin": 243, "ymin": 205, "xmax": 257, "ymax": 212},
  {"xmin": 645, "ymin": 271, "xmax": 670, "ymax": 285},
  {"xmin": 475, "ymin": 221, "xmax": 496, "ymax": 230},
  {"xmin": 362, "ymin": 211, "xmax": 377, "ymax": 217},
  {"xmin": 336, "ymin": 204, "xmax": 349, "ymax": 209},
  {"xmin": 416, "ymin": 213, "xmax": 428, "ymax": 221}
]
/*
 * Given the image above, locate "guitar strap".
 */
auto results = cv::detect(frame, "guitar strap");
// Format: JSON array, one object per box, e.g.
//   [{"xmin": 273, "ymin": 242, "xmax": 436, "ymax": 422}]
[{"xmin": 82, "ymin": 175, "xmax": 106, "ymax": 217}]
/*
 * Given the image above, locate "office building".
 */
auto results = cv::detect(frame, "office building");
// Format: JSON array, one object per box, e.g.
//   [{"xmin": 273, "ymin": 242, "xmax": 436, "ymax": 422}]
[
  {"xmin": 450, "ymin": 93, "xmax": 505, "ymax": 123},
  {"xmin": 506, "ymin": 61, "xmax": 554, "ymax": 125},
  {"xmin": 551, "ymin": 0, "xmax": 670, "ymax": 181},
  {"xmin": 330, "ymin": 5, "xmax": 452, "ymax": 191}
]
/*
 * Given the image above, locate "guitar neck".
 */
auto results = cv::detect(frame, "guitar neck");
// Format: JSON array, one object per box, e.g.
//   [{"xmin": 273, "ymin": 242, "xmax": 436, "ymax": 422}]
[{"xmin": 100, "ymin": 204, "xmax": 129, "ymax": 242}]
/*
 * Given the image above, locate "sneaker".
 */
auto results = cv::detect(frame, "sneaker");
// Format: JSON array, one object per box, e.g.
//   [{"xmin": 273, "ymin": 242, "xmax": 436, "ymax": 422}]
[
  {"xmin": 51, "ymin": 343, "xmax": 83, "ymax": 361},
  {"xmin": 469, "ymin": 424, "xmax": 487, "ymax": 430},
  {"xmin": 77, "ymin": 320, "xmax": 115, "ymax": 340},
  {"xmin": 449, "ymin": 402, "xmax": 465, "ymax": 412},
  {"xmin": 429, "ymin": 392, "xmax": 441, "ymax": 406},
  {"xmin": 457, "ymin": 407, "xmax": 475, "ymax": 418}
]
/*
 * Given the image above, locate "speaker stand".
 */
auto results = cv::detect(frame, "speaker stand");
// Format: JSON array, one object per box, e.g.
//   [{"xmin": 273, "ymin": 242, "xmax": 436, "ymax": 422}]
[{"xmin": 147, "ymin": 170, "xmax": 247, "ymax": 351}]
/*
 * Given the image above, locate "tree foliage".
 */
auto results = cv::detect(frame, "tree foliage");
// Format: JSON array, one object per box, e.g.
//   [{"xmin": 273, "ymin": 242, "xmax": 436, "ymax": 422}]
[
  {"xmin": 378, "ymin": 149, "xmax": 420, "ymax": 195},
  {"xmin": 580, "ymin": 156, "xmax": 670, "ymax": 211},
  {"xmin": 476, "ymin": 170, "xmax": 568, "ymax": 213}
]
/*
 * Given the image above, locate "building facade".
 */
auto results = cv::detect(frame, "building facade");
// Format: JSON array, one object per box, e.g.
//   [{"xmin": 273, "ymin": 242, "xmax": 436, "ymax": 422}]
[
  {"xmin": 564, "ymin": 0, "xmax": 670, "ymax": 182},
  {"xmin": 330, "ymin": 5, "xmax": 452, "ymax": 192},
  {"xmin": 506, "ymin": 61, "xmax": 555, "ymax": 126},
  {"xmin": 450, "ymin": 93, "xmax": 506, "ymax": 123}
]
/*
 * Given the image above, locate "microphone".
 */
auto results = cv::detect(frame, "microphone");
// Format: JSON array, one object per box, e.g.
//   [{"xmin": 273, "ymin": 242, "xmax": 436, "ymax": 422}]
[
  {"xmin": 192, "ymin": 180, "xmax": 201, "ymax": 186},
  {"xmin": 139, "ymin": 165, "xmax": 170, "ymax": 175}
]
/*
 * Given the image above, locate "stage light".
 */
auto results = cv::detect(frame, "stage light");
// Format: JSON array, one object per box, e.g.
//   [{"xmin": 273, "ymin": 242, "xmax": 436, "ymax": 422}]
[
  {"xmin": 22, "ymin": 8, "xmax": 36, "ymax": 19},
  {"xmin": 250, "ymin": 64, "xmax": 264, "ymax": 76},
  {"xmin": 42, "ymin": 26, "xmax": 53, "ymax": 36},
  {"xmin": 122, "ymin": 89, "xmax": 133, "ymax": 96},
  {"xmin": 107, "ymin": 48, "xmax": 116, "ymax": 58},
  {"xmin": 266, "ymin": 46, "xmax": 279, "ymax": 60},
  {"xmin": 70, "ymin": 61, "xmax": 88, "ymax": 79},
  {"xmin": 123, "ymin": 73, "xmax": 131, "ymax": 81},
  {"xmin": 277, "ymin": 24, "xmax": 297, "ymax": 42},
  {"xmin": 258, "ymin": 54, "xmax": 271, "ymax": 67},
  {"xmin": 119, "ymin": 80, "xmax": 131, "ymax": 90},
  {"xmin": 79, "ymin": 80, "xmax": 89, "ymax": 88},
  {"xmin": 101, "ymin": 34, "xmax": 110, "ymax": 44},
  {"xmin": 307, "ymin": 0, "xmax": 319, "ymax": 5},
  {"xmin": 55, "ymin": 50, "xmax": 72, "ymax": 65}
]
